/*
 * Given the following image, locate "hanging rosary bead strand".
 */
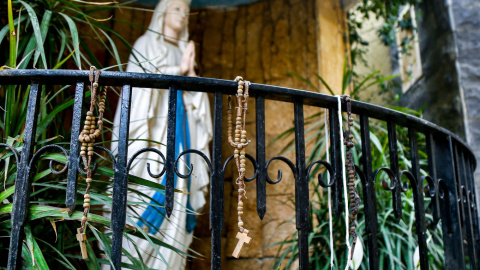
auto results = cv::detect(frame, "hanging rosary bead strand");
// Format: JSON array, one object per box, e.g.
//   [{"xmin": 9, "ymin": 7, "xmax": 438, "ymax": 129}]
[
  {"xmin": 76, "ymin": 66, "xmax": 106, "ymax": 259},
  {"xmin": 229, "ymin": 76, "xmax": 252, "ymax": 258},
  {"xmin": 342, "ymin": 95, "xmax": 361, "ymax": 260}
]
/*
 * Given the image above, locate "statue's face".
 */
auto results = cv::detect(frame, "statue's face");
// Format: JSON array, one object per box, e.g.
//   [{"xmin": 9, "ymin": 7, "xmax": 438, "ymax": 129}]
[{"xmin": 164, "ymin": 0, "xmax": 189, "ymax": 34}]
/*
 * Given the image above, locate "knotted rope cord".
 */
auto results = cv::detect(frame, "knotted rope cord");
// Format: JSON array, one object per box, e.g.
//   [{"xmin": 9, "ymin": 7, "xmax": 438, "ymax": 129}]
[
  {"xmin": 227, "ymin": 76, "xmax": 250, "ymax": 234},
  {"xmin": 325, "ymin": 108, "xmax": 334, "ymax": 269},
  {"xmin": 336, "ymin": 95, "xmax": 352, "ymax": 269}
]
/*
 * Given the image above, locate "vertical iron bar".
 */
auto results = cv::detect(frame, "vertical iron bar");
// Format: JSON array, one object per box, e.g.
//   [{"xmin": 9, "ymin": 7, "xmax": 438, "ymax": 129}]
[
  {"xmin": 432, "ymin": 134, "xmax": 465, "ymax": 270},
  {"xmin": 7, "ymin": 82, "xmax": 42, "ymax": 270},
  {"xmin": 453, "ymin": 143, "xmax": 470, "ymax": 268},
  {"xmin": 426, "ymin": 132, "xmax": 441, "ymax": 226},
  {"xmin": 359, "ymin": 115, "xmax": 379, "ymax": 270},
  {"xmin": 255, "ymin": 96, "xmax": 266, "ymax": 220},
  {"xmin": 164, "ymin": 86, "xmax": 177, "ymax": 217},
  {"xmin": 465, "ymin": 155, "xmax": 480, "ymax": 265},
  {"xmin": 110, "ymin": 84, "xmax": 132, "ymax": 270},
  {"xmin": 211, "ymin": 92, "xmax": 224, "ymax": 269},
  {"xmin": 453, "ymin": 144, "xmax": 466, "ymax": 231},
  {"xmin": 66, "ymin": 82, "xmax": 85, "ymax": 214},
  {"xmin": 387, "ymin": 120, "xmax": 402, "ymax": 220},
  {"xmin": 329, "ymin": 105, "xmax": 343, "ymax": 217},
  {"xmin": 408, "ymin": 128, "xmax": 428, "ymax": 270},
  {"xmin": 458, "ymin": 147, "xmax": 477, "ymax": 268},
  {"xmin": 294, "ymin": 101, "xmax": 309, "ymax": 269}
]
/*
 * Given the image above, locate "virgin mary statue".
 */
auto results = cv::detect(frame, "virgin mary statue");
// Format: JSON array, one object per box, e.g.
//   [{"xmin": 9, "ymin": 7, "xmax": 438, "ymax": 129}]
[{"xmin": 110, "ymin": 0, "xmax": 212, "ymax": 268}]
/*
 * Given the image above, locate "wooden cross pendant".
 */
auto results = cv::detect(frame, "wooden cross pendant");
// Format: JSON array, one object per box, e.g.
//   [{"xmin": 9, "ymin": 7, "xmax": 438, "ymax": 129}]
[
  {"xmin": 76, "ymin": 228, "xmax": 88, "ymax": 259},
  {"xmin": 232, "ymin": 231, "xmax": 251, "ymax": 258}
]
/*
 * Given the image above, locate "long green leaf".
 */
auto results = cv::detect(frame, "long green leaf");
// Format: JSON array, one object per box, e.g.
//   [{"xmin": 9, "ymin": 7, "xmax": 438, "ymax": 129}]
[
  {"xmin": 18, "ymin": 0, "xmax": 48, "ymax": 69},
  {"xmin": 315, "ymin": 74, "xmax": 335, "ymax": 95},
  {"xmin": 0, "ymin": 185, "xmax": 15, "ymax": 202},
  {"xmin": 53, "ymin": 49, "xmax": 76, "ymax": 69},
  {"xmin": 22, "ymin": 242, "xmax": 35, "ymax": 268},
  {"xmin": 59, "ymin": 13, "xmax": 81, "ymax": 68},
  {"xmin": 24, "ymin": 224, "xmax": 50, "ymax": 269},
  {"xmin": 98, "ymin": 28, "xmax": 123, "ymax": 71},
  {"xmin": 0, "ymin": 15, "xmax": 27, "ymax": 46},
  {"xmin": 33, "ymin": 10, "xmax": 52, "ymax": 68},
  {"xmin": 7, "ymin": 0, "xmax": 16, "ymax": 68},
  {"xmin": 287, "ymin": 72, "xmax": 318, "ymax": 91},
  {"xmin": 351, "ymin": 70, "xmax": 380, "ymax": 97},
  {"xmin": 0, "ymin": 205, "xmax": 115, "ymax": 229},
  {"xmin": 35, "ymin": 96, "xmax": 75, "ymax": 137}
]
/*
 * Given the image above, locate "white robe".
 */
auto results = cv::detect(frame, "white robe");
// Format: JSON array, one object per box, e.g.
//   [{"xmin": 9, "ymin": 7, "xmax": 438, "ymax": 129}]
[{"xmin": 109, "ymin": 1, "xmax": 212, "ymax": 268}]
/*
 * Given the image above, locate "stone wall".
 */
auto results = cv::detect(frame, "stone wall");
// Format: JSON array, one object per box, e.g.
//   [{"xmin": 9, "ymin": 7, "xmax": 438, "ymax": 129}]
[
  {"xmin": 449, "ymin": 0, "xmax": 480, "ymax": 217},
  {"xmin": 398, "ymin": 1, "xmax": 466, "ymax": 139}
]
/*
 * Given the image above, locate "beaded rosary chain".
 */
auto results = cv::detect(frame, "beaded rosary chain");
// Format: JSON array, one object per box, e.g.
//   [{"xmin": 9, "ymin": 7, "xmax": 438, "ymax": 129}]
[
  {"xmin": 228, "ymin": 76, "xmax": 253, "ymax": 259},
  {"xmin": 76, "ymin": 66, "xmax": 107, "ymax": 259},
  {"xmin": 228, "ymin": 76, "xmax": 250, "ymax": 234},
  {"xmin": 342, "ymin": 95, "xmax": 361, "ymax": 260}
]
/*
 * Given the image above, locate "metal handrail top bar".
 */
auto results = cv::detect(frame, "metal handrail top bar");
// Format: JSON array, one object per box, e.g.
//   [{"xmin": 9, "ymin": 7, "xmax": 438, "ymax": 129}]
[{"xmin": 0, "ymin": 69, "xmax": 475, "ymax": 166}]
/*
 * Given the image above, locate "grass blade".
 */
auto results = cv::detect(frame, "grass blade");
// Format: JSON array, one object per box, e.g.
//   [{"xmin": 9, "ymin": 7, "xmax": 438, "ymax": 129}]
[
  {"xmin": 0, "ymin": 185, "xmax": 15, "ymax": 202},
  {"xmin": 59, "ymin": 13, "xmax": 81, "ymax": 68},
  {"xmin": 24, "ymin": 224, "xmax": 51, "ymax": 269},
  {"xmin": 7, "ymin": 0, "xmax": 16, "ymax": 68},
  {"xmin": 53, "ymin": 49, "xmax": 76, "ymax": 69},
  {"xmin": 19, "ymin": 0, "xmax": 48, "ymax": 69},
  {"xmin": 32, "ymin": 10, "xmax": 52, "ymax": 68},
  {"xmin": 315, "ymin": 74, "xmax": 335, "ymax": 95}
]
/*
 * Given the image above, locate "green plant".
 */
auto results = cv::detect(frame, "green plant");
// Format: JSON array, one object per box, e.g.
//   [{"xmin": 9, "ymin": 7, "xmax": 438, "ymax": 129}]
[
  {"xmin": 348, "ymin": 0, "xmax": 422, "ymax": 67},
  {"xmin": 0, "ymin": 1, "xmax": 197, "ymax": 268},
  {"xmin": 270, "ymin": 69, "xmax": 444, "ymax": 269}
]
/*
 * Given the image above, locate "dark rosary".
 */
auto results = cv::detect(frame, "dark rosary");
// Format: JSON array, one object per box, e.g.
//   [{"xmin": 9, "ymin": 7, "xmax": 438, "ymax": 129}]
[
  {"xmin": 76, "ymin": 66, "xmax": 106, "ymax": 259},
  {"xmin": 343, "ymin": 95, "xmax": 361, "ymax": 259}
]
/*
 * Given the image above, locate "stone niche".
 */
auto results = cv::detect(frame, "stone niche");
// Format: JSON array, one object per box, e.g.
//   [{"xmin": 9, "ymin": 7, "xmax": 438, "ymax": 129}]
[{"xmin": 186, "ymin": 0, "xmax": 347, "ymax": 269}]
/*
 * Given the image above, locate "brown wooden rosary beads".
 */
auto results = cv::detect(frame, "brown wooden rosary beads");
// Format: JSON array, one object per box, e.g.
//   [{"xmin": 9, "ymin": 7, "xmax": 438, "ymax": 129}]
[
  {"xmin": 342, "ymin": 95, "xmax": 361, "ymax": 260},
  {"xmin": 228, "ymin": 76, "xmax": 252, "ymax": 258},
  {"xmin": 76, "ymin": 66, "xmax": 106, "ymax": 259}
]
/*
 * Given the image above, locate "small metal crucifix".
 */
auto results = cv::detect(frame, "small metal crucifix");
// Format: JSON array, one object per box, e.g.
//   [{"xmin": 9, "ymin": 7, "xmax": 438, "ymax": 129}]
[
  {"xmin": 76, "ymin": 228, "xmax": 88, "ymax": 259},
  {"xmin": 232, "ymin": 231, "xmax": 251, "ymax": 258}
]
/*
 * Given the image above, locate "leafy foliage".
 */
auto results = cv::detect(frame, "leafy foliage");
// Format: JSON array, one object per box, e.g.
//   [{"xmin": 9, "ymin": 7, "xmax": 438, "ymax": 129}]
[
  {"xmin": 0, "ymin": 1, "xmax": 196, "ymax": 268},
  {"xmin": 348, "ymin": 0, "xmax": 421, "ymax": 67}
]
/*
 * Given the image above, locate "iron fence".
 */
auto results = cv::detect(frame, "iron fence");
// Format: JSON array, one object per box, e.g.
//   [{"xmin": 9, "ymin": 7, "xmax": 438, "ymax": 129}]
[{"xmin": 0, "ymin": 69, "xmax": 478, "ymax": 269}]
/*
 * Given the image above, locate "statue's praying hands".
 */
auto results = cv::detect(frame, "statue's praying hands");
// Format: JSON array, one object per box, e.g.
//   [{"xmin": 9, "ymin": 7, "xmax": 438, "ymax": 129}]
[{"xmin": 180, "ymin": 41, "xmax": 196, "ymax": 76}]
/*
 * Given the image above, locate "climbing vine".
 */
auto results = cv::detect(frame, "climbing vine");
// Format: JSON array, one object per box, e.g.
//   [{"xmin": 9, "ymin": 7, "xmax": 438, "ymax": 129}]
[{"xmin": 348, "ymin": 0, "xmax": 422, "ymax": 66}]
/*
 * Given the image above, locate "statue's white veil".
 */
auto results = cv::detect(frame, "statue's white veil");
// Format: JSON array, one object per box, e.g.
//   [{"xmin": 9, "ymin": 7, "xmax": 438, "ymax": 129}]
[{"xmin": 128, "ymin": 0, "xmax": 190, "ymax": 73}]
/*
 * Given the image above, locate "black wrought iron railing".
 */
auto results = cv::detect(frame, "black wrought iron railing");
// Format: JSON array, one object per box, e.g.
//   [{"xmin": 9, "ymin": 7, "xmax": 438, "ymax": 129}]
[{"xmin": 0, "ymin": 69, "xmax": 478, "ymax": 269}]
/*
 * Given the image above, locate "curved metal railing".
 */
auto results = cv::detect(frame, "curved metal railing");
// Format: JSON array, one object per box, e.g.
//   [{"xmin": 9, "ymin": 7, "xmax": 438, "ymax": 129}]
[{"xmin": 0, "ymin": 69, "xmax": 478, "ymax": 270}]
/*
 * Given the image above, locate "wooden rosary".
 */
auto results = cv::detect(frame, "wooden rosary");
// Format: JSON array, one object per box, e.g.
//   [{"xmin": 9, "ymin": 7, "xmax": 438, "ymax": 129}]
[
  {"xmin": 343, "ymin": 95, "xmax": 360, "ymax": 260},
  {"xmin": 227, "ymin": 76, "xmax": 252, "ymax": 258},
  {"xmin": 76, "ymin": 66, "xmax": 106, "ymax": 259}
]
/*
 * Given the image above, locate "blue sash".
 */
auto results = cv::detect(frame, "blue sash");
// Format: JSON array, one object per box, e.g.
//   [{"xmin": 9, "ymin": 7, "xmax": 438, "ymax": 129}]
[{"xmin": 137, "ymin": 90, "xmax": 196, "ymax": 234}]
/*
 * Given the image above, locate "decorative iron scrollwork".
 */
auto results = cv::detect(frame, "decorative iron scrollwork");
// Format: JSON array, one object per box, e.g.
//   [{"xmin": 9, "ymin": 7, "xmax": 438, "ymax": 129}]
[
  {"xmin": 0, "ymin": 143, "xmax": 21, "ymax": 165},
  {"xmin": 29, "ymin": 144, "xmax": 69, "ymax": 175},
  {"xmin": 265, "ymin": 156, "xmax": 296, "ymax": 184},
  {"xmin": 126, "ymin": 147, "xmax": 167, "ymax": 178},
  {"xmin": 373, "ymin": 167, "xmax": 396, "ymax": 191},
  {"xmin": 174, "ymin": 149, "xmax": 213, "ymax": 179},
  {"xmin": 306, "ymin": 160, "xmax": 334, "ymax": 188}
]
